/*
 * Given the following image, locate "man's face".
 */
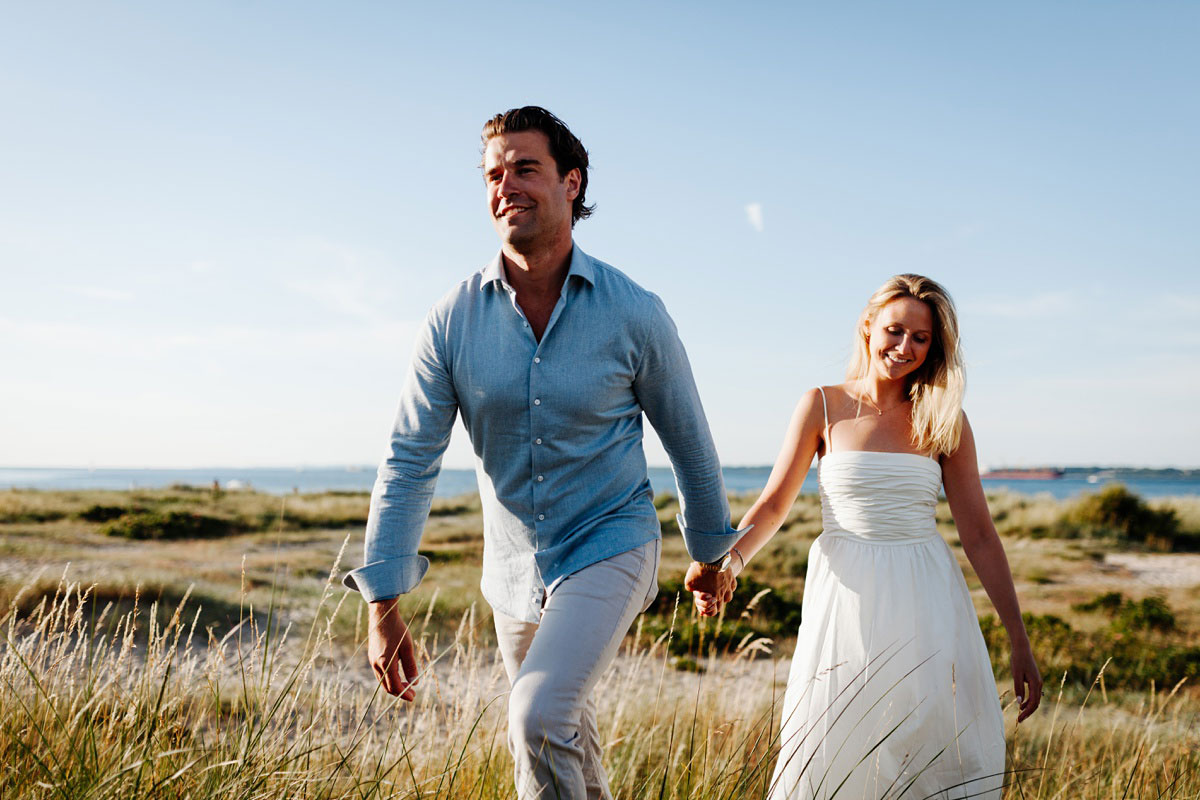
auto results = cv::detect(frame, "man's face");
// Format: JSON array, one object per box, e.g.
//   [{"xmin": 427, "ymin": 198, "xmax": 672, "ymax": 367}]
[{"xmin": 483, "ymin": 130, "xmax": 580, "ymax": 250}]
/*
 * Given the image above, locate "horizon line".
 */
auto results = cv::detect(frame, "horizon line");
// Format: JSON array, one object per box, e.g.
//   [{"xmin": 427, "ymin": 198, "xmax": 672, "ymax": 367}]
[{"xmin": 2, "ymin": 463, "xmax": 1198, "ymax": 472}]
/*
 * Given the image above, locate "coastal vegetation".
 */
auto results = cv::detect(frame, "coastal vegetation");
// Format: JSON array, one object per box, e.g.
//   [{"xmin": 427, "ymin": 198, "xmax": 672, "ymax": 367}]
[{"xmin": 1, "ymin": 483, "xmax": 1197, "ymax": 797}]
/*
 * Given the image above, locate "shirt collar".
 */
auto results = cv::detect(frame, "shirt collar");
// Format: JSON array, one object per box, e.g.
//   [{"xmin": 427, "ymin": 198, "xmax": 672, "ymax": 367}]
[{"xmin": 480, "ymin": 243, "xmax": 596, "ymax": 291}]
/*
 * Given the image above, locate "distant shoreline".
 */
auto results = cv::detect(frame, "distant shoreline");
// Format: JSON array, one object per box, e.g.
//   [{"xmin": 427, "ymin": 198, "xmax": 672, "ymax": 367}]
[
  {"xmin": 3, "ymin": 465, "xmax": 1199, "ymax": 500},
  {"xmin": 4, "ymin": 462, "xmax": 1195, "ymax": 474},
  {"xmin": 4, "ymin": 464, "xmax": 1198, "ymax": 475}
]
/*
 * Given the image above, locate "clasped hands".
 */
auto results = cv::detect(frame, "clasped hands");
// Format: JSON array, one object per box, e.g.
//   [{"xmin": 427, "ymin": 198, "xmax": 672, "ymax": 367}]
[{"xmin": 683, "ymin": 560, "xmax": 737, "ymax": 617}]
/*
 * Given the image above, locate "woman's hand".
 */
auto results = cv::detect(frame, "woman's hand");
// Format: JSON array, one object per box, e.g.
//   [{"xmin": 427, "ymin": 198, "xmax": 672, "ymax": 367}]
[
  {"xmin": 1010, "ymin": 640, "xmax": 1042, "ymax": 723},
  {"xmin": 693, "ymin": 589, "xmax": 724, "ymax": 616}
]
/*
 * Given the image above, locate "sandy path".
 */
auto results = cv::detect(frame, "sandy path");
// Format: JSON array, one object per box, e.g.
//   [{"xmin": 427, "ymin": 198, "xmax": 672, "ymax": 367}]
[{"xmin": 1102, "ymin": 553, "xmax": 1200, "ymax": 588}]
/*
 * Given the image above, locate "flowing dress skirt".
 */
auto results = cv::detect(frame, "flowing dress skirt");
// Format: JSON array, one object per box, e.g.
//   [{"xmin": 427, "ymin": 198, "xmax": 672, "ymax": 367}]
[{"xmin": 769, "ymin": 452, "xmax": 1005, "ymax": 799}]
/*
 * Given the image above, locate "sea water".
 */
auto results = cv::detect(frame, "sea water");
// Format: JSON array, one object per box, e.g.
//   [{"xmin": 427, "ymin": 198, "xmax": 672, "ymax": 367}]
[{"xmin": 2, "ymin": 466, "xmax": 1197, "ymax": 500}]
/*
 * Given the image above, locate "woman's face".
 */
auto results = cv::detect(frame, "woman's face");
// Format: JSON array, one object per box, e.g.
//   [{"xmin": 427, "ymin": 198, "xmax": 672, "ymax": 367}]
[{"xmin": 866, "ymin": 297, "xmax": 935, "ymax": 382}]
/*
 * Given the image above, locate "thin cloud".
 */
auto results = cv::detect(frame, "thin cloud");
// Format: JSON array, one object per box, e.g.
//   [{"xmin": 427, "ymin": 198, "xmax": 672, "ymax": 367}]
[
  {"xmin": 63, "ymin": 285, "xmax": 133, "ymax": 302},
  {"xmin": 0, "ymin": 314, "xmax": 419, "ymax": 360},
  {"xmin": 964, "ymin": 291, "xmax": 1074, "ymax": 318},
  {"xmin": 281, "ymin": 236, "xmax": 411, "ymax": 326},
  {"xmin": 286, "ymin": 275, "xmax": 384, "ymax": 324},
  {"xmin": 745, "ymin": 202, "xmax": 764, "ymax": 233}
]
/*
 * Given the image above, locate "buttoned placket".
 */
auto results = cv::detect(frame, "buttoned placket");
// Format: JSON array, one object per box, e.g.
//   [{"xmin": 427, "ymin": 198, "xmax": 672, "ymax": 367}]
[
  {"xmin": 529, "ymin": 316, "xmax": 547, "ymax": 544},
  {"xmin": 501, "ymin": 275, "xmax": 576, "ymax": 620},
  {"xmin": 530, "ymin": 336, "xmax": 545, "ymax": 614},
  {"xmin": 527, "ymin": 279, "xmax": 573, "ymax": 524},
  {"xmin": 529, "ymin": 334, "xmax": 548, "ymax": 618}
]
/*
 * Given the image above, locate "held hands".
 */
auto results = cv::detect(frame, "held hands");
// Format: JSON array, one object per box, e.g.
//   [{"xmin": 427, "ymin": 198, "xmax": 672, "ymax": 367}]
[
  {"xmin": 684, "ymin": 561, "xmax": 736, "ymax": 617},
  {"xmin": 368, "ymin": 598, "xmax": 420, "ymax": 701}
]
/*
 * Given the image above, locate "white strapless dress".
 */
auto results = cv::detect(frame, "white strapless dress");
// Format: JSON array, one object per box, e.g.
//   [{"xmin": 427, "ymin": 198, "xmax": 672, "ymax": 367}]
[{"xmin": 769, "ymin": 451, "xmax": 1005, "ymax": 800}]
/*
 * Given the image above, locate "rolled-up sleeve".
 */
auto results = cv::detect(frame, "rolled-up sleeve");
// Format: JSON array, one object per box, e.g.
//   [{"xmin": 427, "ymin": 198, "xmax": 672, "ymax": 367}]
[
  {"xmin": 342, "ymin": 308, "xmax": 458, "ymax": 602},
  {"xmin": 632, "ymin": 295, "xmax": 750, "ymax": 564}
]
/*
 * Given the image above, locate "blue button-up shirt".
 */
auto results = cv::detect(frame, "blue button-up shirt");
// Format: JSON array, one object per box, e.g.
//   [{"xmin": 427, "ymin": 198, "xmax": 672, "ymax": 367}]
[{"xmin": 343, "ymin": 245, "xmax": 746, "ymax": 622}]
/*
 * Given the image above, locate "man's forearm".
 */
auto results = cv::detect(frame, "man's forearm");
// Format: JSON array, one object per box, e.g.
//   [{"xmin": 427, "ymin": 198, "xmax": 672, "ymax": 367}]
[
  {"xmin": 633, "ymin": 297, "xmax": 745, "ymax": 559},
  {"xmin": 343, "ymin": 463, "xmax": 437, "ymax": 601},
  {"xmin": 344, "ymin": 305, "xmax": 458, "ymax": 601}
]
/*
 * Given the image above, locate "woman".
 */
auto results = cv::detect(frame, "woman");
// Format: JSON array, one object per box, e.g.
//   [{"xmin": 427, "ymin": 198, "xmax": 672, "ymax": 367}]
[{"xmin": 689, "ymin": 275, "xmax": 1040, "ymax": 799}]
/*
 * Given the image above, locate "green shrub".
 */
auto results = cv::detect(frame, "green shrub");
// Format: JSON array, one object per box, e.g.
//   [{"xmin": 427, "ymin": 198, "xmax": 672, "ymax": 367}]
[
  {"xmin": 1063, "ymin": 484, "xmax": 1179, "ymax": 549},
  {"xmin": 1073, "ymin": 591, "xmax": 1125, "ymax": 614},
  {"xmin": 78, "ymin": 504, "xmax": 132, "ymax": 522},
  {"xmin": 418, "ymin": 548, "xmax": 468, "ymax": 563},
  {"xmin": 166, "ymin": 482, "xmax": 209, "ymax": 493},
  {"xmin": 1027, "ymin": 568, "xmax": 1055, "ymax": 585},
  {"xmin": 0, "ymin": 509, "xmax": 67, "ymax": 524},
  {"xmin": 1172, "ymin": 530, "xmax": 1200, "ymax": 551},
  {"xmin": 244, "ymin": 507, "xmax": 368, "ymax": 531},
  {"xmin": 670, "ymin": 655, "xmax": 704, "ymax": 673},
  {"xmin": 102, "ymin": 511, "xmax": 236, "ymax": 540},
  {"xmin": 979, "ymin": 600, "xmax": 1196, "ymax": 690},
  {"xmin": 652, "ymin": 492, "xmax": 677, "ymax": 511},
  {"xmin": 641, "ymin": 613, "xmax": 763, "ymax": 659},
  {"xmin": 644, "ymin": 574, "xmax": 803, "ymax": 657},
  {"xmin": 657, "ymin": 515, "xmax": 680, "ymax": 536},
  {"xmin": 5, "ymin": 580, "xmax": 260, "ymax": 639},
  {"xmin": 428, "ymin": 503, "xmax": 474, "ymax": 518},
  {"xmin": 1113, "ymin": 596, "xmax": 1176, "ymax": 633},
  {"xmin": 1072, "ymin": 591, "xmax": 1176, "ymax": 632}
]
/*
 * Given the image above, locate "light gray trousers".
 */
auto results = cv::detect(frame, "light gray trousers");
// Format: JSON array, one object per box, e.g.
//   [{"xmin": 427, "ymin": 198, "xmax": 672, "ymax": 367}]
[{"xmin": 493, "ymin": 538, "xmax": 660, "ymax": 800}]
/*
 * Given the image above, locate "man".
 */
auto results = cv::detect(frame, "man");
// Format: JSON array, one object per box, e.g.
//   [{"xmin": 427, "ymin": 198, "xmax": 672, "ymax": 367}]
[{"xmin": 343, "ymin": 106, "xmax": 743, "ymax": 800}]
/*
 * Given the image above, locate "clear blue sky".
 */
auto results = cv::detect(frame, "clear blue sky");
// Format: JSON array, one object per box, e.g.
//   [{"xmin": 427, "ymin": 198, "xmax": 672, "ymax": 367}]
[{"xmin": 2, "ymin": 2, "xmax": 1197, "ymax": 469}]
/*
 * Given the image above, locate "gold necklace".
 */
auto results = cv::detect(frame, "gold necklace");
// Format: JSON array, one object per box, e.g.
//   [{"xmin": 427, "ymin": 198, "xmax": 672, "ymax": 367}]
[{"xmin": 857, "ymin": 394, "xmax": 905, "ymax": 416}]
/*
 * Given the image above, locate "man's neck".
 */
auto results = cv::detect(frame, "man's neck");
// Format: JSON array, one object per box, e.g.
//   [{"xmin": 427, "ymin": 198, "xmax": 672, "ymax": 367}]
[{"xmin": 501, "ymin": 234, "xmax": 574, "ymax": 300}]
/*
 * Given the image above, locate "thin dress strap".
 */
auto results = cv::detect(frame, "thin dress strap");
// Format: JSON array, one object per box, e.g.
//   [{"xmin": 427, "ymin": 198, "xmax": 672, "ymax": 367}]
[{"xmin": 817, "ymin": 386, "xmax": 831, "ymax": 455}]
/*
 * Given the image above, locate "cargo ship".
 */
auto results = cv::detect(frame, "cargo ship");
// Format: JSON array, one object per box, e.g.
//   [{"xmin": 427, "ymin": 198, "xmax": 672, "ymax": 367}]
[{"xmin": 980, "ymin": 467, "xmax": 1065, "ymax": 480}]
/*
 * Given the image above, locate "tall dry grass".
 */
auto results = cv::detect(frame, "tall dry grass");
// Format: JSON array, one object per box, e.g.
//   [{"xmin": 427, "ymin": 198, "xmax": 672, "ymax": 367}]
[{"xmin": 1, "ymin": 566, "xmax": 1196, "ymax": 798}]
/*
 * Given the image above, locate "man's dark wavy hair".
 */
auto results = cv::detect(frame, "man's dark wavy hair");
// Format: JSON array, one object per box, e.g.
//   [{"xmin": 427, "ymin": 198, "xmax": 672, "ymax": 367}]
[{"xmin": 481, "ymin": 106, "xmax": 594, "ymax": 226}]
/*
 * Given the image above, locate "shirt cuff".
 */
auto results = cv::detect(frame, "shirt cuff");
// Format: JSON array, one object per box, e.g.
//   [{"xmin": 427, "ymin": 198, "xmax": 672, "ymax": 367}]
[
  {"xmin": 342, "ymin": 554, "xmax": 431, "ymax": 602},
  {"xmin": 676, "ymin": 514, "xmax": 754, "ymax": 564}
]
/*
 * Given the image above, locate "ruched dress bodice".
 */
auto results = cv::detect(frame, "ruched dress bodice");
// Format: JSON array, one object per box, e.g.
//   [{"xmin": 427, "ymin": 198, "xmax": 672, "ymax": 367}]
[
  {"xmin": 770, "ymin": 450, "xmax": 1005, "ymax": 800},
  {"xmin": 818, "ymin": 451, "xmax": 942, "ymax": 544}
]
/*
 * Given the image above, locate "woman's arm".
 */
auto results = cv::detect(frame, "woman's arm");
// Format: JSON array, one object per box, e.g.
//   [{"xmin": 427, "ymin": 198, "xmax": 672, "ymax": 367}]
[
  {"xmin": 687, "ymin": 388, "xmax": 825, "ymax": 614},
  {"xmin": 942, "ymin": 414, "xmax": 1043, "ymax": 722}
]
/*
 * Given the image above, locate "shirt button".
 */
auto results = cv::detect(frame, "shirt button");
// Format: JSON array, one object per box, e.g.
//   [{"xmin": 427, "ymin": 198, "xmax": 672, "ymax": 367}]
[
  {"xmin": 534, "ymin": 438, "xmax": 542, "ymax": 445},
  {"xmin": 533, "ymin": 357, "xmax": 541, "ymax": 364},
  {"xmin": 537, "ymin": 475, "xmax": 544, "ymax": 482},
  {"xmin": 533, "ymin": 398, "xmax": 541, "ymax": 405},
  {"xmin": 538, "ymin": 513, "xmax": 545, "ymax": 521}
]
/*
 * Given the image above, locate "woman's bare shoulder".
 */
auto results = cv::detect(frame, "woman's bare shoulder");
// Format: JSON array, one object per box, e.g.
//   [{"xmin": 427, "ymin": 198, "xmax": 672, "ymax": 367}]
[
  {"xmin": 812, "ymin": 383, "xmax": 858, "ymax": 416},
  {"xmin": 787, "ymin": 387, "xmax": 832, "ymax": 430},
  {"xmin": 800, "ymin": 384, "xmax": 849, "ymax": 410}
]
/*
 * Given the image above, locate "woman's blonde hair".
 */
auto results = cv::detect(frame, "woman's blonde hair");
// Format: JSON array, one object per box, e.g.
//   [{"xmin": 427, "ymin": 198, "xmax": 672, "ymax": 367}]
[{"xmin": 846, "ymin": 274, "xmax": 965, "ymax": 457}]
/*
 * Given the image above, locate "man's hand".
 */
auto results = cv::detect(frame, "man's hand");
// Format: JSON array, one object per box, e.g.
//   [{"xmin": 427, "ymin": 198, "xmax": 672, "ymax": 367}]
[
  {"xmin": 368, "ymin": 598, "xmax": 419, "ymax": 701},
  {"xmin": 684, "ymin": 561, "xmax": 736, "ymax": 617}
]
